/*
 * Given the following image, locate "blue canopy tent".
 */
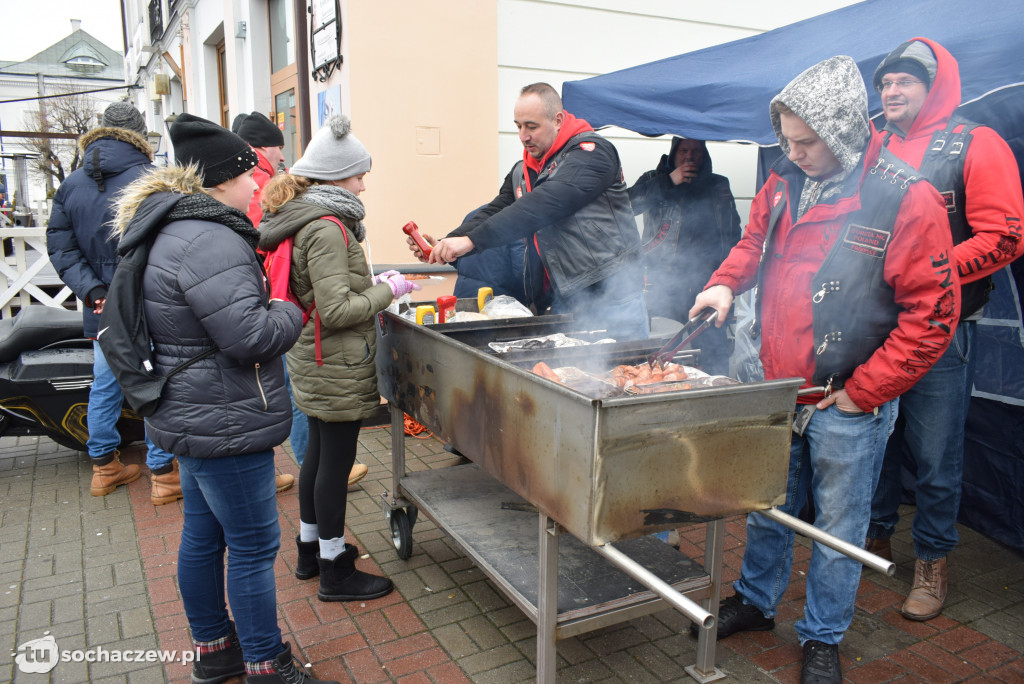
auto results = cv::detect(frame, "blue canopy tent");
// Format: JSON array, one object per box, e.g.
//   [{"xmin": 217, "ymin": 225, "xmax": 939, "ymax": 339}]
[{"xmin": 563, "ymin": 0, "xmax": 1024, "ymax": 552}]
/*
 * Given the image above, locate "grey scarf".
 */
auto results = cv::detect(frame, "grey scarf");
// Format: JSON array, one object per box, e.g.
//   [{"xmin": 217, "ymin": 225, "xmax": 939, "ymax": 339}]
[{"xmin": 302, "ymin": 184, "xmax": 367, "ymax": 242}]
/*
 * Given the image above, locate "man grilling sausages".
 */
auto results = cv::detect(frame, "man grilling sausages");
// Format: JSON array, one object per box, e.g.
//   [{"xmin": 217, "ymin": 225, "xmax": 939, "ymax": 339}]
[
  {"xmin": 689, "ymin": 56, "xmax": 958, "ymax": 684},
  {"xmin": 428, "ymin": 83, "xmax": 648, "ymax": 339}
]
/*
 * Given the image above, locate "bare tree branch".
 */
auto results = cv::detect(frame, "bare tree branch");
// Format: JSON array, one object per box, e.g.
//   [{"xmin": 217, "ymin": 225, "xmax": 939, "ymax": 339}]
[{"xmin": 20, "ymin": 81, "xmax": 100, "ymax": 190}]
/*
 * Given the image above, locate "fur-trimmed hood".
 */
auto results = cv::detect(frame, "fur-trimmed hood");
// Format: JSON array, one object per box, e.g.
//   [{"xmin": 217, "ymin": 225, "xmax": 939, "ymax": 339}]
[
  {"xmin": 79, "ymin": 126, "xmax": 153, "ymax": 157},
  {"xmin": 113, "ymin": 165, "xmax": 207, "ymax": 252}
]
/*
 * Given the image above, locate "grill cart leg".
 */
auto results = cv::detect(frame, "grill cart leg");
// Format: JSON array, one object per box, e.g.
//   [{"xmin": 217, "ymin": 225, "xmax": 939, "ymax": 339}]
[
  {"xmin": 689, "ymin": 519, "xmax": 727, "ymax": 682},
  {"xmin": 381, "ymin": 404, "xmax": 418, "ymax": 559},
  {"xmin": 537, "ymin": 514, "xmax": 559, "ymax": 684}
]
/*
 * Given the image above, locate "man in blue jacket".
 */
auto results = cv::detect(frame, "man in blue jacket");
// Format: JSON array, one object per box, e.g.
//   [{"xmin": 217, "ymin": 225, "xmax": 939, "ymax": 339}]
[{"xmin": 46, "ymin": 102, "xmax": 175, "ymax": 502}]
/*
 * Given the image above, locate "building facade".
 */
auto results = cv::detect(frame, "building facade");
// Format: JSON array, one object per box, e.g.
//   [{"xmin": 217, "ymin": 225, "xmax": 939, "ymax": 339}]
[
  {"xmin": 122, "ymin": 0, "xmax": 861, "ymax": 263},
  {"xmin": 0, "ymin": 20, "xmax": 132, "ymax": 216}
]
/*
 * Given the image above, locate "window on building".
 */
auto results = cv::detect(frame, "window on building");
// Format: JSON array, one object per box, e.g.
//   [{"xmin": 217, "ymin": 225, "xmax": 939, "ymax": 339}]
[
  {"xmin": 269, "ymin": 0, "xmax": 295, "ymax": 73},
  {"xmin": 216, "ymin": 40, "xmax": 229, "ymax": 127}
]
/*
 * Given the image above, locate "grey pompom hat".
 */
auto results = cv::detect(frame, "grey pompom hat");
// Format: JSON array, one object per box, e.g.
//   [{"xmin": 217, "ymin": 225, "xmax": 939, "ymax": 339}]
[{"xmin": 289, "ymin": 115, "xmax": 371, "ymax": 181}]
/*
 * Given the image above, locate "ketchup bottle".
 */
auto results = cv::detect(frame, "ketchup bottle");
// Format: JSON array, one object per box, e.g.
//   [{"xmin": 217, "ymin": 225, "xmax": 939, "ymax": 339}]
[
  {"xmin": 437, "ymin": 295, "xmax": 457, "ymax": 323},
  {"xmin": 402, "ymin": 221, "xmax": 432, "ymax": 259}
]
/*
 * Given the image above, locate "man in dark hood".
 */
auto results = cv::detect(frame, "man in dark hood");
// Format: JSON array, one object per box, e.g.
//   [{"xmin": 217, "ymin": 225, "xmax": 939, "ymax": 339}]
[
  {"xmin": 866, "ymin": 37, "xmax": 1024, "ymax": 622},
  {"xmin": 690, "ymin": 56, "xmax": 957, "ymax": 684},
  {"xmin": 629, "ymin": 137, "xmax": 741, "ymax": 374}
]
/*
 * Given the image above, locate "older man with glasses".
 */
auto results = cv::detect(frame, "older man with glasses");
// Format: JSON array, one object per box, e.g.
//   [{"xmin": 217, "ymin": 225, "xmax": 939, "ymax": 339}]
[{"xmin": 866, "ymin": 37, "xmax": 1024, "ymax": 622}]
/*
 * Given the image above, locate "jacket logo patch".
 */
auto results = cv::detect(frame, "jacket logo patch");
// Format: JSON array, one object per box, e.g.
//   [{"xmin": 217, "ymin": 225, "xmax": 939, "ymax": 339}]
[
  {"xmin": 516, "ymin": 186, "xmax": 523, "ymax": 199},
  {"xmin": 579, "ymin": 141, "xmax": 596, "ymax": 152},
  {"xmin": 773, "ymin": 191, "xmax": 783, "ymax": 207},
  {"xmin": 843, "ymin": 224, "xmax": 890, "ymax": 258},
  {"xmin": 940, "ymin": 190, "xmax": 956, "ymax": 213}
]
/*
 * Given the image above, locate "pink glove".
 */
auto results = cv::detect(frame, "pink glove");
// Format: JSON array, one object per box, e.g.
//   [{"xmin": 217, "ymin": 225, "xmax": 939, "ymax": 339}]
[
  {"xmin": 381, "ymin": 272, "xmax": 421, "ymax": 298},
  {"xmin": 371, "ymin": 270, "xmax": 399, "ymax": 285}
]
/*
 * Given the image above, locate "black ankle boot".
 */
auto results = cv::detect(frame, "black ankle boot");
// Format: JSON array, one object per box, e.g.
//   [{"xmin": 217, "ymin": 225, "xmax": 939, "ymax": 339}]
[
  {"xmin": 295, "ymin": 536, "xmax": 319, "ymax": 580},
  {"xmin": 246, "ymin": 642, "xmax": 338, "ymax": 683},
  {"xmin": 317, "ymin": 546, "xmax": 393, "ymax": 602},
  {"xmin": 191, "ymin": 623, "xmax": 244, "ymax": 684}
]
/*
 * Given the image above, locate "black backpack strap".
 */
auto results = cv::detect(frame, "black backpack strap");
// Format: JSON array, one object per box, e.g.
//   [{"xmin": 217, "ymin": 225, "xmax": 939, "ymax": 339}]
[{"xmin": 164, "ymin": 346, "xmax": 219, "ymax": 378}]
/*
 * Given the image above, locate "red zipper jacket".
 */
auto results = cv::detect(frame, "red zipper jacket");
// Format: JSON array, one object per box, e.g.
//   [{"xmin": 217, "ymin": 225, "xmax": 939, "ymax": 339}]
[
  {"xmin": 246, "ymin": 147, "xmax": 278, "ymax": 228},
  {"xmin": 875, "ymin": 37, "xmax": 1023, "ymax": 286},
  {"xmin": 708, "ymin": 134, "xmax": 959, "ymax": 411}
]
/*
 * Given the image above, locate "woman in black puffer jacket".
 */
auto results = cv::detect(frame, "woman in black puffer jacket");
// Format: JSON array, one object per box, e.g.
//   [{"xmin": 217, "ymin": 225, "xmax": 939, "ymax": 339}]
[{"xmin": 112, "ymin": 114, "xmax": 333, "ymax": 684}]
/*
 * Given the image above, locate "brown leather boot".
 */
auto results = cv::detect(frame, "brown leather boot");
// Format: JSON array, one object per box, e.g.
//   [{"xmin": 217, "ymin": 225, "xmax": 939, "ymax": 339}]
[
  {"xmin": 90, "ymin": 452, "xmax": 142, "ymax": 496},
  {"xmin": 275, "ymin": 473, "xmax": 295, "ymax": 493},
  {"xmin": 865, "ymin": 536, "xmax": 892, "ymax": 562},
  {"xmin": 348, "ymin": 463, "xmax": 368, "ymax": 486},
  {"xmin": 901, "ymin": 557, "xmax": 947, "ymax": 621},
  {"xmin": 150, "ymin": 460, "xmax": 183, "ymax": 505}
]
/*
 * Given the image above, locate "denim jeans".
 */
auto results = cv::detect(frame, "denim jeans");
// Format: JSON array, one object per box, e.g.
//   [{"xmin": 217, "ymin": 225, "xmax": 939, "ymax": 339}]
[
  {"xmin": 177, "ymin": 449, "xmax": 283, "ymax": 663},
  {"xmin": 869, "ymin": 321, "xmax": 976, "ymax": 560},
  {"xmin": 282, "ymin": 365, "xmax": 308, "ymax": 465},
  {"xmin": 734, "ymin": 400, "xmax": 897, "ymax": 645},
  {"xmin": 550, "ymin": 270, "xmax": 650, "ymax": 341},
  {"xmin": 87, "ymin": 342, "xmax": 174, "ymax": 470}
]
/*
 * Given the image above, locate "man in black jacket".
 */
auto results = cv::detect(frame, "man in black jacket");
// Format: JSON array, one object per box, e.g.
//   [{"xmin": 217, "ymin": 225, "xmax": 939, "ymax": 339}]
[
  {"xmin": 46, "ymin": 102, "xmax": 174, "ymax": 501},
  {"xmin": 429, "ymin": 83, "xmax": 648, "ymax": 339}
]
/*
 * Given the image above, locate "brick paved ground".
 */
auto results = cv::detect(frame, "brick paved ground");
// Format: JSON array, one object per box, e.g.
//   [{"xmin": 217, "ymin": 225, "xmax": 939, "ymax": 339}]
[{"xmin": 1, "ymin": 427, "xmax": 1022, "ymax": 683}]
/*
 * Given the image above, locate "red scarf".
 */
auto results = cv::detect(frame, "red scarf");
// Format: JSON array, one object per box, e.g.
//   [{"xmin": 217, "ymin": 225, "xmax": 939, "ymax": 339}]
[{"xmin": 521, "ymin": 112, "xmax": 594, "ymax": 191}]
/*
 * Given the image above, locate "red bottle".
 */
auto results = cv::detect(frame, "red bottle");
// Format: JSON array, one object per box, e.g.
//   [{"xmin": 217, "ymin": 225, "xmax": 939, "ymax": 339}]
[{"xmin": 436, "ymin": 295, "xmax": 457, "ymax": 323}]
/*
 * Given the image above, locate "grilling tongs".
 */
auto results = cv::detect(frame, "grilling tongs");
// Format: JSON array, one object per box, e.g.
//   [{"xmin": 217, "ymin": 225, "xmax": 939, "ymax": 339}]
[{"xmin": 647, "ymin": 307, "xmax": 719, "ymax": 370}]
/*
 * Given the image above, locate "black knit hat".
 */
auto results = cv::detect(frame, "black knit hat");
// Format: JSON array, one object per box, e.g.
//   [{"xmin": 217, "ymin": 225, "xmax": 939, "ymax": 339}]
[
  {"xmin": 235, "ymin": 111, "xmax": 284, "ymax": 147},
  {"xmin": 873, "ymin": 40, "xmax": 937, "ymax": 92},
  {"xmin": 169, "ymin": 113, "xmax": 258, "ymax": 187}
]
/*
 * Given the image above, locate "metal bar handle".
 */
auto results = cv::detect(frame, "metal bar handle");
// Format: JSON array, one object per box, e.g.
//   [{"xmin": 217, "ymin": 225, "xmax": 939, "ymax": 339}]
[
  {"xmin": 756, "ymin": 507, "xmax": 895, "ymax": 576},
  {"xmin": 595, "ymin": 544, "xmax": 714, "ymax": 628}
]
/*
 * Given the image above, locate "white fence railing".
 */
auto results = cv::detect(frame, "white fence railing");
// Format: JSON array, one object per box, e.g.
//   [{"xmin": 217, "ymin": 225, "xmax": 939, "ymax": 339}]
[{"xmin": 0, "ymin": 226, "xmax": 81, "ymax": 318}]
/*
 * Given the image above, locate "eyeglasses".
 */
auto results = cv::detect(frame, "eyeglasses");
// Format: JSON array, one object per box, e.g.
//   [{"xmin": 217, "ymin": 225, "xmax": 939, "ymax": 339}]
[{"xmin": 877, "ymin": 79, "xmax": 923, "ymax": 93}]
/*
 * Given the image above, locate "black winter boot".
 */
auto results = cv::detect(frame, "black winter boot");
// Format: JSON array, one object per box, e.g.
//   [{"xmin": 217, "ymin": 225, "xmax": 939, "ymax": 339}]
[
  {"xmin": 317, "ymin": 547, "xmax": 393, "ymax": 602},
  {"xmin": 246, "ymin": 642, "xmax": 338, "ymax": 684},
  {"xmin": 295, "ymin": 536, "xmax": 319, "ymax": 580},
  {"xmin": 191, "ymin": 623, "xmax": 244, "ymax": 684}
]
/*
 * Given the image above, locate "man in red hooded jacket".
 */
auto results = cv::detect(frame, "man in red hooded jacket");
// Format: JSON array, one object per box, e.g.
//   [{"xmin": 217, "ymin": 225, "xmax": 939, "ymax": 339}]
[
  {"xmin": 865, "ymin": 37, "xmax": 1024, "ymax": 622},
  {"xmin": 232, "ymin": 111, "xmax": 287, "ymax": 226},
  {"xmin": 690, "ymin": 56, "xmax": 957, "ymax": 684}
]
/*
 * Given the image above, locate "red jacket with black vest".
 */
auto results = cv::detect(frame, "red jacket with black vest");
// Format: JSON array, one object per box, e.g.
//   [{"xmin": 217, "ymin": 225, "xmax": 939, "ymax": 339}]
[
  {"xmin": 708, "ymin": 133, "xmax": 960, "ymax": 411},
  {"xmin": 875, "ymin": 37, "xmax": 1024, "ymax": 317}
]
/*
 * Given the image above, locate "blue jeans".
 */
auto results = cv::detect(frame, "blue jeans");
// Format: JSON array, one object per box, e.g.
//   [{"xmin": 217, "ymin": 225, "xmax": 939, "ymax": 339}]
[
  {"xmin": 87, "ymin": 341, "xmax": 174, "ymax": 470},
  {"xmin": 283, "ymin": 365, "xmax": 308, "ymax": 465},
  {"xmin": 550, "ymin": 270, "xmax": 650, "ymax": 341},
  {"xmin": 177, "ymin": 449, "xmax": 283, "ymax": 663},
  {"xmin": 869, "ymin": 321, "xmax": 976, "ymax": 560},
  {"xmin": 734, "ymin": 400, "xmax": 897, "ymax": 645}
]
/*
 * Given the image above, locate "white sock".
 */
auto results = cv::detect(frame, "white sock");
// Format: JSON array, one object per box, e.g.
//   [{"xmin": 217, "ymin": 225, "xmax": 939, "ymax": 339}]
[
  {"xmin": 319, "ymin": 536, "xmax": 346, "ymax": 560},
  {"xmin": 299, "ymin": 521, "xmax": 319, "ymax": 543}
]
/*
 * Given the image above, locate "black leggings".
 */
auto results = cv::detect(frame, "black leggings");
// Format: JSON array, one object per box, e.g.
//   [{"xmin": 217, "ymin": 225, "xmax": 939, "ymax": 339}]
[{"xmin": 298, "ymin": 417, "xmax": 361, "ymax": 540}]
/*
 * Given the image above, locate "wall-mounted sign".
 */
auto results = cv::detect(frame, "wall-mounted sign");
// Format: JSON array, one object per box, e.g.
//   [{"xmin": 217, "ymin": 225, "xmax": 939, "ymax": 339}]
[{"xmin": 310, "ymin": 0, "xmax": 342, "ymax": 82}]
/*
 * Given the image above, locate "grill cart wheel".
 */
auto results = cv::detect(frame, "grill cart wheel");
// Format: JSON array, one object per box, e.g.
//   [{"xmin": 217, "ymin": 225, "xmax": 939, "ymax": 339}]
[{"xmin": 390, "ymin": 507, "xmax": 414, "ymax": 559}]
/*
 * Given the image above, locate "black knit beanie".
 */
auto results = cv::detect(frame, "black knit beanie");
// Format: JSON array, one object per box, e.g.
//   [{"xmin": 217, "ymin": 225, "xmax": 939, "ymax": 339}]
[
  {"xmin": 235, "ymin": 111, "xmax": 284, "ymax": 147},
  {"xmin": 876, "ymin": 59, "xmax": 931, "ymax": 90},
  {"xmin": 169, "ymin": 113, "xmax": 258, "ymax": 187}
]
